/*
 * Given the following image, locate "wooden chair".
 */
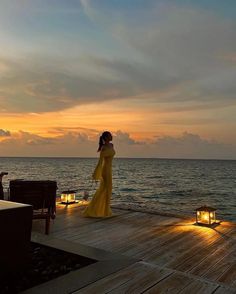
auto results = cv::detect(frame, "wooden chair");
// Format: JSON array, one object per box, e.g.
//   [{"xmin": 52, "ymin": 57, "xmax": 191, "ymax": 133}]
[{"xmin": 9, "ymin": 180, "xmax": 57, "ymax": 234}]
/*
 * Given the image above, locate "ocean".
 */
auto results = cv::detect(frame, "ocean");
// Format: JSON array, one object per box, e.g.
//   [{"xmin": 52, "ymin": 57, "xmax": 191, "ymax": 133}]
[{"xmin": 0, "ymin": 157, "xmax": 235, "ymax": 222}]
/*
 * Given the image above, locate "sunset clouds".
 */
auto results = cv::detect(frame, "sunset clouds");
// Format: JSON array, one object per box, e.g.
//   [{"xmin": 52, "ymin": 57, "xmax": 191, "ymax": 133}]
[
  {"xmin": 0, "ymin": 0, "xmax": 236, "ymax": 158},
  {"xmin": 0, "ymin": 129, "xmax": 235, "ymax": 159}
]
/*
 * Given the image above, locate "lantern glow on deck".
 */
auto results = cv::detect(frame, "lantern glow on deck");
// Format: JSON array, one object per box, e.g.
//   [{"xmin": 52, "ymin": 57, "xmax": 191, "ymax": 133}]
[
  {"xmin": 196, "ymin": 206, "xmax": 219, "ymax": 226},
  {"xmin": 61, "ymin": 190, "xmax": 76, "ymax": 204}
]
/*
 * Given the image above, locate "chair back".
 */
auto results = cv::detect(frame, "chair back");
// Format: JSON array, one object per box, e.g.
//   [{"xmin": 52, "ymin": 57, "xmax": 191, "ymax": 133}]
[{"xmin": 9, "ymin": 180, "xmax": 57, "ymax": 216}]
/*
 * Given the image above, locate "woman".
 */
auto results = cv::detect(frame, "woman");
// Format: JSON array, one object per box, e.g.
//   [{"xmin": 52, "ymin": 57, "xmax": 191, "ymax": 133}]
[{"xmin": 83, "ymin": 131, "xmax": 115, "ymax": 217}]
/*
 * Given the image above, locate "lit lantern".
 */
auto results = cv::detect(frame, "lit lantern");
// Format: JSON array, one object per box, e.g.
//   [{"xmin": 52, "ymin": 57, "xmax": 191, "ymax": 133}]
[
  {"xmin": 196, "ymin": 206, "xmax": 218, "ymax": 226},
  {"xmin": 61, "ymin": 190, "xmax": 76, "ymax": 204}
]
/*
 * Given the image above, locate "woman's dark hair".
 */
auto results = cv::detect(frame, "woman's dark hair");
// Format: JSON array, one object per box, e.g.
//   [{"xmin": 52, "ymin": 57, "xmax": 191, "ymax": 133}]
[{"xmin": 97, "ymin": 131, "xmax": 112, "ymax": 152}]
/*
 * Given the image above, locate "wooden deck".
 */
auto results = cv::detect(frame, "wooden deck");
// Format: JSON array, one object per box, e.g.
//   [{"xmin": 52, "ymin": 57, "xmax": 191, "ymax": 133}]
[{"xmin": 32, "ymin": 203, "xmax": 236, "ymax": 293}]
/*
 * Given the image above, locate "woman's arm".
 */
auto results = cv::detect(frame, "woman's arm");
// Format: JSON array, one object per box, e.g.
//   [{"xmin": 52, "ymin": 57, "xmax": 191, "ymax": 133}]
[{"xmin": 92, "ymin": 150, "xmax": 104, "ymax": 180}]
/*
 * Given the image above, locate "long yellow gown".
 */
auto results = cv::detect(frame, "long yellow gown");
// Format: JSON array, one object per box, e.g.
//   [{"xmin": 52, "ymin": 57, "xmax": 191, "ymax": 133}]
[{"xmin": 83, "ymin": 146, "xmax": 115, "ymax": 217}]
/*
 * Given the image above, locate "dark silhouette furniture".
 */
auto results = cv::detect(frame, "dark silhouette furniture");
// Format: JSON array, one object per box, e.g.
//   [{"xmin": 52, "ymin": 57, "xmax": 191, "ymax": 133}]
[
  {"xmin": 9, "ymin": 180, "xmax": 57, "ymax": 234},
  {"xmin": 0, "ymin": 200, "xmax": 33, "ymax": 277}
]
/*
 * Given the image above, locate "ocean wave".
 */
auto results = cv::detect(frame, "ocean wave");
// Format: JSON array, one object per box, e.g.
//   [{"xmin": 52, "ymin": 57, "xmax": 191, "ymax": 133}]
[
  {"xmin": 120, "ymin": 188, "xmax": 138, "ymax": 192},
  {"xmin": 2, "ymin": 157, "xmax": 235, "ymax": 222},
  {"xmin": 146, "ymin": 175, "xmax": 163, "ymax": 179}
]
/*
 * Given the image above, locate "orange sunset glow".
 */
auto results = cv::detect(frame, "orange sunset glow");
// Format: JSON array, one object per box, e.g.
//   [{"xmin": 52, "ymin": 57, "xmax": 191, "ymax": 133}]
[{"xmin": 0, "ymin": 0, "xmax": 235, "ymax": 158}]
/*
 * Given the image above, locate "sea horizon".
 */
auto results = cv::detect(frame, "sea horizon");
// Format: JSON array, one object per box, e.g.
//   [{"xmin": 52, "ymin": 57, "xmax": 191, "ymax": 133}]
[{"xmin": 0, "ymin": 156, "xmax": 236, "ymax": 161}]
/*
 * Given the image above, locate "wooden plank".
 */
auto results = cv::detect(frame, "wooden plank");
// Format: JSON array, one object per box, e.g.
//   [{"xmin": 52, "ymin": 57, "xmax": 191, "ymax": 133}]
[
  {"xmin": 52, "ymin": 209, "xmax": 134, "ymax": 239},
  {"xmin": 119, "ymin": 220, "xmax": 196, "ymax": 259},
  {"xmin": 87, "ymin": 216, "xmax": 180, "ymax": 253},
  {"xmin": 74, "ymin": 262, "xmax": 170, "ymax": 294},
  {"xmin": 143, "ymin": 272, "xmax": 193, "ymax": 293},
  {"xmin": 166, "ymin": 226, "xmax": 235, "ymax": 272},
  {"xmin": 118, "ymin": 219, "xmax": 185, "ymax": 257},
  {"xmin": 143, "ymin": 226, "xmax": 216, "ymax": 265},
  {"xmin": 213, "ymin": 286, "xmax": 236, "ymax": 294},
  {"xmin": 203, "ymin": 248, "xmax": 236, "ymax": 283},
  {"xmin": 178, "ymin": 279, "xmax": 218, "ymax": 294},
  {"xmin": 107, "ymin": 266, "xmax": 171, "ymax": 293},
  {"xmin": 65, "ymin": 212, "xmax": 178, "ymax": 251},
  {"xmin": 190, "ymin": 239, "xmax": 235, "ymax": 276},
  {"xmin": 65, "ymin": 212, "xmax": 142, "ymax": 242},
  {"xmin": 32, "ymin": 205, "xmax": 104, "ymax": 234},
  {"xmin": 218, "ymin": 264, "xmax": 236, "ymax": 286}
]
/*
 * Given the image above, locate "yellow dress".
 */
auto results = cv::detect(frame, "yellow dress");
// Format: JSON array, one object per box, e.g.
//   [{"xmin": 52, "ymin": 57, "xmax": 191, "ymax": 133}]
[{"xmin": 83, "ymin": 146, "xmax": 115, "ymax": 217}]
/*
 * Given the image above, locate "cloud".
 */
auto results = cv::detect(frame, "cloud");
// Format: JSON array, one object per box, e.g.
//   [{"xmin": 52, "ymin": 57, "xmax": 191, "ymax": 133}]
[
  {"xmin": 115, "ymin": 130, "xmax": 141, "ymax": 145},
  {"xmin": 0, "ymin": 129, "xmax": 235, "ymax": 159},
  {"xmin": 152, "ymin": 132, "xmax": 236, "ymax": 159},
  {"xmin": 80, "ymin": 0, "xmax": 95, "ymax": 21},
  {"xmin": 26, "ymin": 138, "xmax": 55, "ymax": 146},
  {"xmin": 0, "ymin": 129, "xmax": 11, "ymax": 137},
  {"xmin": 81, "ymin": 1, "xmax": 236, "ymax": 105},
  {"xmin": 0, "ymin": 56, "xmax": 141, "ymax": 113},
  {"xmin": 0, "ymin": 1, "xmax": 236, "ymax": 114},
  {"xmin": 0, "ymin": 130, "xmax": 96, "ymax": 156}
]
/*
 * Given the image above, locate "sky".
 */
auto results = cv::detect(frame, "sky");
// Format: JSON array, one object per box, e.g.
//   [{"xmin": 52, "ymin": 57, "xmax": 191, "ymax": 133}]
[{"xmin": 0, "ymin": 0, "xmax": 236, "ymax": 158}]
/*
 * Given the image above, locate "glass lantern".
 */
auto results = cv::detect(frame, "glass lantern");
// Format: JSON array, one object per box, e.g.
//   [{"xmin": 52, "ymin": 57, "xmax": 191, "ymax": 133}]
[
  {"xmin": 196, "ymin": 206, "xmax": 217, "ymax": 226},
  {"xmin": 61, "ymin": 190, "xmax": 76, "ymax": 204}
]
